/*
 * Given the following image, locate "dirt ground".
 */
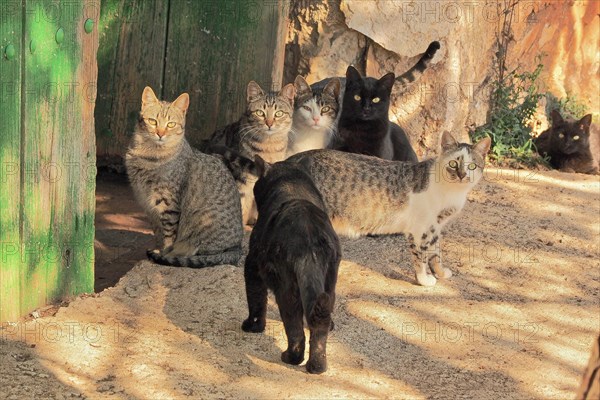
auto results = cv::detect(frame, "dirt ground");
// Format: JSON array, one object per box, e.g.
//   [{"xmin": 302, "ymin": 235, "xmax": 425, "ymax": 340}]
[{"xmin": 1, "ymin": 167, "xmax": 599, "ymax": 399}]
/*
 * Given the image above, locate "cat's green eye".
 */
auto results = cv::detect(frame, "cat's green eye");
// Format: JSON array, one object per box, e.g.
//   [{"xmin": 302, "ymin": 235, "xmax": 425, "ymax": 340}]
[
  {"xmin": 321, "ymin": 106, "xmax": 331, "ymax": 113},
  {"xmin": 354, "ymin": 95, "xmax": 361, "ymax": 101},
  {"xmin": 448, "ymin": 160, "xmax": 458, "ymax": 169},
  {"xmin": 467, "ymin": 162, "xmax": 477, "ymax": 171},
  {"xmin": 275, "ymin": 110, "xmax": 284, "ymax": 118},
  {"xmin": 372, "ymin": 97, "xmax": 381, "ymax": 103},
  {"xmin": 167, "ymin": 122, "xmax": 176, "ymax": 128},
  {"xmin": 558, "ymin": 133, "xmax": 565, "ymax": 139},
  {"xmin": 146, "ymin": 118, "xmax": 157, "ymax": 126},
  {"xmin": 254, "ymin": 110, "xmax": 265, "ymax": 117},
  {"xmin": 573, "ymin": 135, "xmax": 580, "ymax": 141}
]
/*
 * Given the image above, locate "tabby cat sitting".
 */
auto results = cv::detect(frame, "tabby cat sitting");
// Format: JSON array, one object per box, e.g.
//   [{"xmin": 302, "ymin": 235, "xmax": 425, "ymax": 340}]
[
  {"xmin": 126, "ymin": 87, "xmax": 243, "ymax": 268},
  {"xmin": 287, "ymin": 131, "xmax": 491, "ymax": 286},
  {"xmin": 206, "ymin": 81, "xmax": 295, "ymax": 224},
  {"xmin": 535, "ymin": 109, "xmax": 598, "ymax": 174}
]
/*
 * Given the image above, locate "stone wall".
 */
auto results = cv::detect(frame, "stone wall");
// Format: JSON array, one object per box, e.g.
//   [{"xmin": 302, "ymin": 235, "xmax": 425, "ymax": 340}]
[{"xmin": 284, "ymin": 0, "xmax": 599, "ymax": 157}]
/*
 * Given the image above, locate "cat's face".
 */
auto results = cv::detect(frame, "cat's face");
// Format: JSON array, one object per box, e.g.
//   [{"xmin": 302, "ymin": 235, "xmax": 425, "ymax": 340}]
[
  {"xmin": 550, "ymin": 110, "xmax": 592, "ymax": 155},
  {"xmin": 293, "ymin": 76, "xmax": 340, "ymax": 132},
  {"xmin": 139, "ymin": 86, "xmax": 189, "ymax": 146},
  {"xmin": 245, "ymin": 81, "xmax": 295, "ymax": 136},
  {"xmin": 342, "ymin": 66, "xmax": 394, "ymax": 121},
  {"xmin": 438, "ymin": 131, "xmax": 491, "ymax": 185}
]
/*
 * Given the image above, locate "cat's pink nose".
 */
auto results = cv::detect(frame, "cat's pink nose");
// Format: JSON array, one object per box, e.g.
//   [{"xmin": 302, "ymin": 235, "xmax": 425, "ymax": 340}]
[
  {"xmin": 313, "ymin": 117, "xmax": 320, "ymax": 124},
  {"xmin": 156, "ymin": 130, "xmax": 166, "ymax": 138},
  {"xmin": 265, "ymin": 119, "xmax": 274, "ymax": 128}
]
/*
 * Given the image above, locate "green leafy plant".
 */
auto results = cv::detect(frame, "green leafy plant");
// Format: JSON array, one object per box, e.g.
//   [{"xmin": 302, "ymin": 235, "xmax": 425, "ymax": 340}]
[
  {"xmin": 470, "ymin": 62, "xmax": 547, "ymax": 167},
  {"xmin": 545, "ymin": 93, "xmax": 589, "ymax": 120}
]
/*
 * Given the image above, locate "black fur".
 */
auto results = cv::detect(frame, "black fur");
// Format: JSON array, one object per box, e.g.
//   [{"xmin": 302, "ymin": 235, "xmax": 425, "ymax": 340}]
[
  {"xmin": 333, "ymin": 66, "xmax": 418, "ymax": 162},
  {"xmin": 146, "ymin": 246, "xmax": 242, "ymax": 268},
  {"xmin": 242, "ymin": 161, "xmax": 341, "ymax": 374}
]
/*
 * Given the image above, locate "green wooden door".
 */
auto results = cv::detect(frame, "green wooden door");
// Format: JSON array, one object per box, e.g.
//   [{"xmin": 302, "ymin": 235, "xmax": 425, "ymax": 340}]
[
  {"xmin": 0, "ymin": 0, "xmax": 98, "ymax": 322},
  {"xmin": 95, "ymin": 0, "xmax": 288, "ymax": 163}
]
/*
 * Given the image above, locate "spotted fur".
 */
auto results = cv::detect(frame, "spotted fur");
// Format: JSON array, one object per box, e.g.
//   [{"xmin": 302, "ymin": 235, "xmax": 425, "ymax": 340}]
[{"xmin": 287, "ymin": 131, "xmax": 491, "ymax": 286}]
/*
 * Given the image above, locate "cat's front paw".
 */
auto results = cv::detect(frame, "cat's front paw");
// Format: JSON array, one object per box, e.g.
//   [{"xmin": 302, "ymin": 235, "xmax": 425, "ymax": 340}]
[
  {"xmin": 306, "ymin": 356, "xmax": 327, "ymax": 374},
  {"xmin": 281, "ymin": 349, "xmax": 304, "ymax": 365},
  {"xmin": 242, "ymin": 317, "xmax": 265, "ymax": 333},
  {"xmin": 416, "ymin": 273, "xmax": 437, "ymax": 287},
  {"xmin": 438, "ymin": 268, "xmax": 452, "ymax": 279}
]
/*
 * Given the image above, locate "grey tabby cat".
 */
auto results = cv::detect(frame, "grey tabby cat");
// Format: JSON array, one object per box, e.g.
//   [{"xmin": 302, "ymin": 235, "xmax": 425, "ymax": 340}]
[
  {"xmin": 287, "ymin": 131, "xmax": 491, "ymax": 286},
  {"xmin": 126, "ymin": 86, "xmax": 243, "ymax": 267},
  {"xmin": 207, "ymin": 81, "xmax": 295, "ymax": 224},
  {"xmin": 287, "ymin": 76, "xmax": 341, "ymax": 157}
]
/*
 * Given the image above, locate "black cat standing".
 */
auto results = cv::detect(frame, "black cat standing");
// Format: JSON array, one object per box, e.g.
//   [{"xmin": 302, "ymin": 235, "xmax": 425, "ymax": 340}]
[{"xmin": 242, "ymin": 158, "xmax": 341, "ymax": 374}]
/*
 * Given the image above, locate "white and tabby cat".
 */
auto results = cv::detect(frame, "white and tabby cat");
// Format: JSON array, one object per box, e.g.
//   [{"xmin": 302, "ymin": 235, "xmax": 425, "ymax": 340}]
[
  {"xmin": 126, "ymin": 87, "xmax": 243, "ymax": 268},
  {"xmin": 287, "ymin": 76, "xmax": 341, "ymax": 157},
  {"xmin": 207, "ymin": 81, "xmax": 295, "ymax": 224},
  {"xmin": 287, "ymin": 131, "xmax": 491, "ymax": 286}
]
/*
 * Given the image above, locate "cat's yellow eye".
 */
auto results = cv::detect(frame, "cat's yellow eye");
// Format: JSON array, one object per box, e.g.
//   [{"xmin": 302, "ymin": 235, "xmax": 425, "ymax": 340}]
[
  {"xmin": 167, "ymin": 122, "xmax": 176, "ymax": 128},
  {"xmin": 558, "ymin": 133, "xmax": 565, "ymax": 139},
  {"xmin": 146, "ymin": 118, "xmax": 158, "ymax": 126},
  {"xmin": 275, "ymin": 110, "xmax": 284, "ymax": 118},
  {"xmin": 302, "ymin": 106, "xmax": 311, "ymax": 111},
  {"xmin": 372, "ymin": 97, "xmax": 381, "ymax": 103},
  {"xmin": 321, "ymin": 106, "xmax": 331, "ymax": 113},
  {"xmin": 254, "ymin": 110, "xmax": 265, "ymax": 117},
  {"xmin": 354, "ymin": 95, "xmax": 361, "ymax": 101},
  {"xmin": 573, "ymin": 135, "xmax": 580, "ymax": 141},
  {"xmin": 448, "ymin": 160, "xmax": 458, "ymax": 169},
  {"xmin": 467, "ymin": 162, "xmax": 477, "ymax": 171}
]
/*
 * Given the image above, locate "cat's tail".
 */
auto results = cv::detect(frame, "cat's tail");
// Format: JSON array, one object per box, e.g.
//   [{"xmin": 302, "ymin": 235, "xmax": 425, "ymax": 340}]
[
  {"xmin": 202, "ymin": 143, "xmax": 263, "ymax": 182},
  {"xmin": 395, "ymin": 41, "xmax": 440, "ymax": 87},
  {"xmin": 146, "ymin": 246, "xmax": 242, "ymax": 268}
]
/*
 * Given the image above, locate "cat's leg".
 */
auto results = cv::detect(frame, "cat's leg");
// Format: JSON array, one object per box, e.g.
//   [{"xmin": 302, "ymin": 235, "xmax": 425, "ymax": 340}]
[
  {"xmin": 242, "ymin": 256, "xmax": 267, "ymax": 333},
  {"xmin": 275, "ymin": 290, "xmax": 306, "ymax": 365},
  {"xmin": 407, "ymin": 234, "xmax": 437, "ymax": 286},
  {"xmin": 426, "ymin": 237, "xmax": 452, "ymax": 279},
  {"xmin": 306, "ymin": 292, "xmax": 333, "ymax": 374}
]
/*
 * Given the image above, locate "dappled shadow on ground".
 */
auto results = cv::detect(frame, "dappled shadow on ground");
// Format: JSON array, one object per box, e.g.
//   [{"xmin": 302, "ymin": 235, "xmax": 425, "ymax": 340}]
[{"xmin": 3, "ymin": 168, "xmax": 597, "ymax": 399}]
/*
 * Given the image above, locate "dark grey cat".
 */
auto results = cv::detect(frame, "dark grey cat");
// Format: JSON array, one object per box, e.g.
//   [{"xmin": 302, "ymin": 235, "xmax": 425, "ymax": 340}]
[
  {"xmin": 535, "ymin": 109, "xmax": 599, "ymax": 174},
  {"xmin": 126, "ymin": 87, "xmax": 243, "ymax": 267}
]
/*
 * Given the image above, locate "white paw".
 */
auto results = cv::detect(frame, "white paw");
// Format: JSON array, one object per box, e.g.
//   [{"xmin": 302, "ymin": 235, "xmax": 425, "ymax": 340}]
[
  {"xmin": 416, "ymin": 273, "xmax": 437, "ymax": 287},
  {"xmin": 439, "ymin": 268, "xmax": 452, "ymax": 279}
]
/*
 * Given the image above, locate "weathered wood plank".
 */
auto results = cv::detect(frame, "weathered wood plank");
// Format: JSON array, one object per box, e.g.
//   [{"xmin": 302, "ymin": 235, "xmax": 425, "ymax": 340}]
[
  {"xmin": 163, "ymin": 0, "xmax": 289, "ymax": 146},
  {"xmin": 0, "ymin": 0, "xmax": 23, "ymax": 322},
  {"xmin": 19, "ymin": 0, "xmax": 97, "ymax": 316},
  {"xmin": 95, "ymin": 0, "xmax": 169, "ymax": 164}
]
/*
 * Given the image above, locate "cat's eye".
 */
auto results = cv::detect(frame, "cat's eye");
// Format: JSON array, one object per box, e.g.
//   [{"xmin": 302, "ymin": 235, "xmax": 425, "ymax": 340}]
[
  {"xmin": 354, "ymin": 95, "xmax": 361, "ymax": 101},
  {"xmin": 167, "ymin": 122, "xmax": 176, "ymax": 128},
  {"xmin": 275, "ymin": 110, "xmax": 284, "ymax": 118},
  {"xmin": 372, "ymin": 97, "xmax": 381, "ymax": 103},
  {"xmin": 558, "ymin": 133, "xmax": 565, "ymax": 138},
  {"xmin": 467, "ymin": 163, "xmax": 477, "ymax": 170},
  {"xmin": 321, "ymin": 106, "xmax": 331, "ymax": 113},
  {"xmin": 302, "ymin": 106, "xmax": 311, "ymax": 111},
  {"xmin": 573, "ymin": 135, "xmax": 580, "ymax": 141},
  {"xmin": 254, "ymin": 110, "xmax": 265, "ymax": 117},
  {"xmin": 146, "ymin": 118, "xmax": 158, "ymax": 126},
  {"xmin": 448, "ymin": 160, "xmax": 458, "ymax": 169}
]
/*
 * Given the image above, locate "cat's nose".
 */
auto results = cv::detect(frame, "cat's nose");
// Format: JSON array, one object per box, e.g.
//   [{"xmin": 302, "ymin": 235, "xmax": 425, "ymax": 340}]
[
  {"xmin": 156, "ymin": 130, "xmax": 166, "ymax": 139},
  {"xmin": 265, "ymin": 119, "xmax": 274, "ymax": 129},
  {"xmin": 313, "ymin": 117, "xmax": 320, "ymax": 124},
  {"xmin": 457, "ymin": 169, "xmax": 467, "ymax": 181}
]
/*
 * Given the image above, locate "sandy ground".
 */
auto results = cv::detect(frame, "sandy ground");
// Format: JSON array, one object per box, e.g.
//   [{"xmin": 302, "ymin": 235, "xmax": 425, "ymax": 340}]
[{"xmin": 1, "ymin": 168, "xmax": 599, "ymax": 399}]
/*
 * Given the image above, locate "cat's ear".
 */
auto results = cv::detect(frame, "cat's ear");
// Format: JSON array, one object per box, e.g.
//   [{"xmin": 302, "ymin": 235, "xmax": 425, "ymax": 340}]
[
  {"xmin": 377, "ymin": 72, "xmax": 396, "ymax": 94},
  {"xmin": 141, "ymin": 86, "xmax": 159, "ymax": 109},
  {"xmin": 280, "ymin": 83, "xmax": 296, "ymax": 105},
  {"xmin": 294, "ymin": 76, "xmax": 311, "ymax": 98},
  {"xmin": 578, "ymin": 114, "xmax": 592, "ymax": 131},
  {"xmin": 172, "ymin": 93, "xmax": 190, "ymax": 114},
  {"xmin": 254, "ymin": 155, "xmax": 271, "ymax": 177},
  {"xmin": 324, "ymin": 78, "xmax": 341, "ymax": 99},
  {"xmin": 440, "ymin": 131, "xmax": 459, "ymax": 152},
  {"xmin": 472, "ymin": 136, "xmax": 492, "ymax": 158},
  {"xmin": 247, "ymin": 81, "xmax": 265, "ymax": 102},
  {"xmin": 551, "ymin": 109, "xmax": 564, "ymax": 125},
  {"xmin": 346, "ymin": 66, "xmax": 362, "ymax": 82}
]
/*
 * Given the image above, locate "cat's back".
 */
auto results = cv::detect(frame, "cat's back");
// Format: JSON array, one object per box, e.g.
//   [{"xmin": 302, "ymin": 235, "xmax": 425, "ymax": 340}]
[
  {"xmin": 389, "ymin": 123, "xmax": 418, "ymax": 162},
  {"xmin": 208, "ymin": 119, "xmax": 242, "ymax": 149}
]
